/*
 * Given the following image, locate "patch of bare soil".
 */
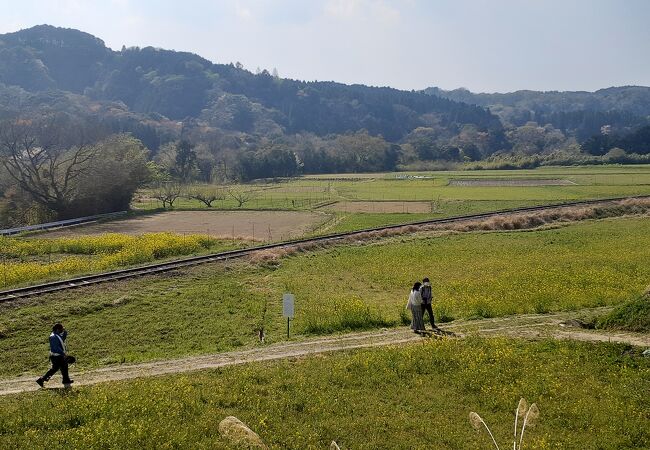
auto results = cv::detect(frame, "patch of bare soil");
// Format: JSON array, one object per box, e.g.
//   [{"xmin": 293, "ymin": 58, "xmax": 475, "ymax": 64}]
[
  {"xmin": 449, "ymin": 178, "xmax": 576, "ymax": 186},
  {"xmin": 37, "ymin": 211, "xmax": 331, "ymax": 240},
  {"xmin": 326, "ymin": 201, "xmax": 434, "ymax": 213},
  {"xmin": 2, "ymin": 308, "xmax": 647, "ymax": 396}
]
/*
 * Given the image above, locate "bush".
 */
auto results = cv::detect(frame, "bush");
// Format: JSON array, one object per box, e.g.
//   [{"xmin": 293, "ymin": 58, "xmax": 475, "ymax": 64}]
[{"xmin": 596, "ymin": 294, "xmax": 650, "ymax": 332}]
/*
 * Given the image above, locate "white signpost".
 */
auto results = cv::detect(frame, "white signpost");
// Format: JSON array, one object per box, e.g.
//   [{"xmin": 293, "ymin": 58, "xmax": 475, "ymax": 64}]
[{"xmin": 283, "ymin": 293, "xmax": 295, "ymax": 338}]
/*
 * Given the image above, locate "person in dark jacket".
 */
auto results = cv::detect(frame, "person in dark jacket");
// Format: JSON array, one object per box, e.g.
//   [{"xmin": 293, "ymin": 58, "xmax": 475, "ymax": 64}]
[
  {"xmin": 420, "ymin": 278, "xmax": 436, "ymax": 329},
  {"xmin": 36, "ymin": 323, "xmax": 73, "ymax": 387}
]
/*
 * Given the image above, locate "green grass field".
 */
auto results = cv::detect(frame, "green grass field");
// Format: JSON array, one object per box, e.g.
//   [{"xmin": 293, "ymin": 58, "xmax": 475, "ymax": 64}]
[
  {"xmin": 130, "ymin": 165, "xmax": 650, "ymax": 234},
  {"xmin": 1, "ymin": 216, "xmax": 648, "ymax": 378},
  {"xmin": 596, "ymin": 295, "xmax": 650, "ymax": 332},
  {"xmin": 314, "ymin": 199, "xmax": 550, "ymax": 234},
  {"xmin": 134, "ymin": 165, "xmax": 650, "ymax": 210},
  {"xmin": 1, "ymin": 337, "xmax": 647, "ymax": 449}
]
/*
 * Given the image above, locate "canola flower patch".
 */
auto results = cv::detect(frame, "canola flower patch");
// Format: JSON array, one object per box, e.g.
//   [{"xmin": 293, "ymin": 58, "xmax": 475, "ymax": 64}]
[{"xmin": 0, "ymin": 233, "xmax": 243, "ymax": 288}]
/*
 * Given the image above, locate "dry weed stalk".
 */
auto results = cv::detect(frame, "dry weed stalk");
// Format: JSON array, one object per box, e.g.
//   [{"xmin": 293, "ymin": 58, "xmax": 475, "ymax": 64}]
[
  {"xmin": 469, "ymin": 411, "xmax": 501, "ymax": 450},
  {"xmin": 470, "ymin": 398, "xmax": 540, "ymax": 450}
]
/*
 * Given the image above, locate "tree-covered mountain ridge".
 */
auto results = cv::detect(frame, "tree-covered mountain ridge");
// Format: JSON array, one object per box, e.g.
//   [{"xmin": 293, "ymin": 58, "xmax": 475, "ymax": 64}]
[
  {"xmin": 0, "ymin": 24, "xmax": 648, "ymax": 180},
  {"xmin": 425, "ymin": 86, "xmax": 650, "ymax": 131},
  {"xmin": 0, "ymin": 25, "xmax": 499, "ymax": 139}
]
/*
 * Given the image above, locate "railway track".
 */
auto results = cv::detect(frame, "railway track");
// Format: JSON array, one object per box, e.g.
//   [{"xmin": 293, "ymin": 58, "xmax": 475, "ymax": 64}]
[{"xmin": 1, "ymin": 195, "xmax": 648, "ymax": 303}]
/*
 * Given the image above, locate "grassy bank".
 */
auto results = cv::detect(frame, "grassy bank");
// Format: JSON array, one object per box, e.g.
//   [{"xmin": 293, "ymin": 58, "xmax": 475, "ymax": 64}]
[
  {"xmin": 0, "ymin": 216, "xmax": 648, "ymax": 377},
  {"xmin": 0, "ymin": 338, "xmax": 648, "ymax": 449},
  {"xmin": 596, "ymin": 294, "xmax": 650, "ymax": 332}
]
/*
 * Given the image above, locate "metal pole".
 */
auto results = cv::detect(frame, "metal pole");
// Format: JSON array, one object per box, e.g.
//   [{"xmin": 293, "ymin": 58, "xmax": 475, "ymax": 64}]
[{"xmin": 287, "ymin": 318, "xmax": 290, "ymax": 338}]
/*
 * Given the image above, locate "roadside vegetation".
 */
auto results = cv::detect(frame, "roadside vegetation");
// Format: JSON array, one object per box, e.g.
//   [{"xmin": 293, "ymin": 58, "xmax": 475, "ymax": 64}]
[
  {"xmin": 1, "ymin": 216, "xmax": 648, "ymax": 378},
  {"xmin": 0, "ymin": 337, "xmax": 647, "ymax": 449}
]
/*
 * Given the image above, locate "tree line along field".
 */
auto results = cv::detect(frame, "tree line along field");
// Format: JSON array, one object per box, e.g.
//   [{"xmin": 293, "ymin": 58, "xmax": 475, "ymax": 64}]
[
  {"xmin": 1, "ymin": 216, "xmax": 648, "ymax": 379},
  {"xmin": 0, "ymin": 337, "xmax": 647, "ymax": 449}
]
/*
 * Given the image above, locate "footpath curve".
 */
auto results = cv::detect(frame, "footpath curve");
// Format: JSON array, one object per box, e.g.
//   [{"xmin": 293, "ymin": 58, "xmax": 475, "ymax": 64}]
[{"xmin": 1, "ymin": 308, "xmax": 647, "ymax": 397}]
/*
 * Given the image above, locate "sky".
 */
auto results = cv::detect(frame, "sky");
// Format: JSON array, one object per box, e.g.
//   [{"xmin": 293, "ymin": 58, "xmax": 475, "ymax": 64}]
[{"xmin": 0, "ymin": 0, "xmax": 649, "ymax": 93}]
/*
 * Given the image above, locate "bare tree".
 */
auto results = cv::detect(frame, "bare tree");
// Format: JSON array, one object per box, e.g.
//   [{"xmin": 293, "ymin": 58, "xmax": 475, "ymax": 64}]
[
  {"xmin": 227, "ymin": 187, "xmax": 255, "ymax": 208},
  {"xmin": 187, "ymin": 185, "xmax": 226, "ymax": 207},
  {"xmin": 152, "ymin": 182, "xmax": 183, "ymax": 208},
  {"xmin": 0, "ymin": 114, "xmax": 102, "ymax": 216}
]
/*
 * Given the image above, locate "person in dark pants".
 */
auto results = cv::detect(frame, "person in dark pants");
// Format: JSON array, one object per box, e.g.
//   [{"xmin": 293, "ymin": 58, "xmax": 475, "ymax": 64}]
[
  {"xmin": 420, "ymin": 278, "xmax": 436, "ymax": 329},
  {"xmin": 36, "ymin": 323, "xmax": 73, "ymax": 387}
]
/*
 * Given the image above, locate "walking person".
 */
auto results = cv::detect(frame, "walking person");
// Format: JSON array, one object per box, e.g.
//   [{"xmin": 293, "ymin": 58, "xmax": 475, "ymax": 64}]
[
  {"xmin": 420, "ymin": 277, "xmax": 436, "ymax": 330},
  {"xmin": 36, "ymin": 323, "xmax": 74, "ymax": 388},
  {"xmin": 406, "ymin": 282, "xmax": 425, "ymax": 333}
]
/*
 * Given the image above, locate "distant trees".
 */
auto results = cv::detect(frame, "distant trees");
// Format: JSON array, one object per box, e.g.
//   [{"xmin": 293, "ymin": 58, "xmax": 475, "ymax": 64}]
[
  {"xmin": 152, "ymin": 182, "xmax": 182, "ymax": 209},
  {"xmin": 0, "ymin": 113, "xmax": 150, "ymax": 223},
  {"xmin": 80, "ymin": 134, "xmax": 150, "ymax": 213},
  {"xmin": 155, "ymin": 139, "xmax": 199, "ymax": 181},
  {"xmin": 174, "ymin": 140, "xmax": 198, "ymax": 182},
  {"xmin": 236, "ymin": 147, "xmax": 298, "ymax": 181},
  {"xmin": 0, "ymin": 114, "xmax": 102, "ymax": 217},
  {"xmin": 187, "ymin": 185, "xmax": 225, "ymax": 207},
  {"xmin": 227, "ymin": 187, "xmax": 254, "ymax": 208},
  {"xmin": 4, "ymin": 25, "xmax": 650, "ymax": 197},
  {"xmin": 582, "ymin": 125, "xmax": 650, "ymax": 156}
]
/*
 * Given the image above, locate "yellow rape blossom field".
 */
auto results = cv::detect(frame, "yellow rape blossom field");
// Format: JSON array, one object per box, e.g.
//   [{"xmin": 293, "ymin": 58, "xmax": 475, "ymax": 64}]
[{"xmin": 0, "ymin": 233, "xmax": 246, "ymax": 289}]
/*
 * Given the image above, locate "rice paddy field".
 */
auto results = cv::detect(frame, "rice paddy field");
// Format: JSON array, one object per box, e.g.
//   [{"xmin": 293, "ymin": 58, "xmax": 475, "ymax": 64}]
[
  {"xmin": 130, "ymin": 165, "xmax": 650, "ymax": 233},
  {"xmin": 7, "ymin": 165, "xmax": 648, "ymax": 290},
  {"xmin": 0, "ymin": 337, "xmax": 648, "ymax": 449}
]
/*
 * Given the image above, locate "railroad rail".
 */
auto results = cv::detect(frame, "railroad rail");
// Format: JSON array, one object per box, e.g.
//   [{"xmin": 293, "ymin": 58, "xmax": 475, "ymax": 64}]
[
  {"xmin": 1, "ymin": 195, "xmax": 648, "ymax": 303},
  {"xmin": 0, "ymin": 211, "xmax": 127, "ymax": 236}
]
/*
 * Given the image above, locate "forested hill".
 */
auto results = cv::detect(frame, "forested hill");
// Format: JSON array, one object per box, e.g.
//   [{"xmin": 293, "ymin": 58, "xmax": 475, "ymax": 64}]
[
  {"xmin": 425, "ymin": 86, "xmax": 650, "ymax": 140},
  {"xmin": 0, "ymin": 25, "xmax": 499, "ymax": 141}
]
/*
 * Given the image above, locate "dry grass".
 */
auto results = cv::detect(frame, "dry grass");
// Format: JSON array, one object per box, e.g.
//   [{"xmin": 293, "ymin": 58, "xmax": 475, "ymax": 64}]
[
  {"xmin": 218, "ymin": 416, "xmax": 268, "ymax": 449},
  {"xmin": 444, "ymin": 198, "xmax": 650, "ymax": 233}
]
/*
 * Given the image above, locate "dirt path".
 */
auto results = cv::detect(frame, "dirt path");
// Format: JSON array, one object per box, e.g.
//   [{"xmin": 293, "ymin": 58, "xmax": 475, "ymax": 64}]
[{"xmin": 1, "ymin": 309, "xmax": 647, "ymax": 397}]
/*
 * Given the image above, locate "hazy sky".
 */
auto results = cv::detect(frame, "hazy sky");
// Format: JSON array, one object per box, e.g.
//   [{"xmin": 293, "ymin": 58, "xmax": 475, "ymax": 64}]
[{"xmin": 1, "ymin": 0, "xmax": 649, "ymax": 93}]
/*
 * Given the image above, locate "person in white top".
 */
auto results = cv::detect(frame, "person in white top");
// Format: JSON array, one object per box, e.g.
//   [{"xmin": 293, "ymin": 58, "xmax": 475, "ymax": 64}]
[{"xmin": 406, "ymin": 282, "xmax": 425, "ymax": 332}]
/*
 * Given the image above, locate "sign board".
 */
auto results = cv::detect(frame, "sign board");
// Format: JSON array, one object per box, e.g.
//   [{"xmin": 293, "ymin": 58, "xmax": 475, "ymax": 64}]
[{"xmin": 282, "ymin": 293, "xmax": 295, "ymax": 318}]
